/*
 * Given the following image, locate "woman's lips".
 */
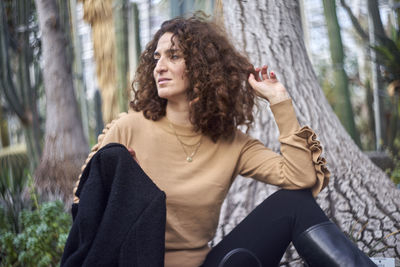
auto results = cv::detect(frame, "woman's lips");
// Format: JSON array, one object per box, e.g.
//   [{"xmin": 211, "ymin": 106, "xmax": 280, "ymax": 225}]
[{"xmin": 158, "ymin": 78, "xmax": 171, "ymax": 85}]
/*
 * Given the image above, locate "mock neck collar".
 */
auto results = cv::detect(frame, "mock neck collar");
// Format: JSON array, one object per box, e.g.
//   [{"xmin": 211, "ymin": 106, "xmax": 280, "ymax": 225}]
[{"xmin": 156, "ymin": 115, "xmax": 201, "ymax": 137}]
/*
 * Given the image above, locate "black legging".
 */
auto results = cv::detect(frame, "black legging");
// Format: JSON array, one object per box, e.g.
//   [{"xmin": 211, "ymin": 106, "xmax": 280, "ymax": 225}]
[{"xmin": 201, "ymin": 189, "xmax": 329, "ymax": 267}]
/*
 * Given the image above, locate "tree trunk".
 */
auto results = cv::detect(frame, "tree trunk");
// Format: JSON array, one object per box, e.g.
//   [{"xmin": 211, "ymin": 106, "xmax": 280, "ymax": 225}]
[
  {"xmin": 127, "ymin": 2, "xmax": 141, "ymax": 81},
  {"xmin": 69, "ymin": 0, "xmax": 90, "ymax": 143},
  {"xmin": 0, "ymin": 105, "xmax": 9, "ymax": 147},
  {"xmin": 0, "ymin": 0, "xmax": 42, "ymax": 168},
  {"xmin": 34, "ymin": 0, "xmax": 89, "ymax": 206},
  {"xmin": 80, "ymin": 0, "xmax": 119, "ymax": 124},
  {"xmin": 114, "ymin": 0, "xmax": 130, "ymax": 112},
  {"xmin": 322, "ymin": 0, "xmax": 360, "ymax": 147},
  {"xmin": 215, "ymin": 1, "xmax": 400, "ymax": 264}
]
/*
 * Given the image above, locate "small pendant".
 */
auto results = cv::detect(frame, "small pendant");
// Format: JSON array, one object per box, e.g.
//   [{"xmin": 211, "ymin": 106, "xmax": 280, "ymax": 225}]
[{"xmin": 186, "ymin": 156, "xmax": 193, "ymax": 162}]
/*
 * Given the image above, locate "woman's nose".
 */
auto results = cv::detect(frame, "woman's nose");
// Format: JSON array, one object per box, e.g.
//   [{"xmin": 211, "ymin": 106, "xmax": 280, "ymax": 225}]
[{"xmin": 155, "ymin": 57, "xmax": 167, "ymax": 73}]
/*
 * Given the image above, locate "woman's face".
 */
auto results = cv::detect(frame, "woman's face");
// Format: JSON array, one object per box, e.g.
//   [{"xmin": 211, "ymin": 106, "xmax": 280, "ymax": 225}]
[{"xmin": 153, "ymin": 32, "xmax": 190, "ymax": 103}]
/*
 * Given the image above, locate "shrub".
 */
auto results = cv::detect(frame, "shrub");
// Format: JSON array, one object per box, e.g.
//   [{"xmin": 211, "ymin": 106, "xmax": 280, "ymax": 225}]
[
  {"xmin": 0, "ymin": 201, "xmax": 72, "ymax": 267},
  {"xmin": 389, "ymin": 157, "xmax": 400, "ymax": 187}
]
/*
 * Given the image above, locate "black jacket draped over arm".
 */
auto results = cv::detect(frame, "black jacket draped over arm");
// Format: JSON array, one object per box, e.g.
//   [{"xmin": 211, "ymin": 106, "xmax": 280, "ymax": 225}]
[{"xmin": 61, "ymin": 143, "xmax": 166, "ymax": 267}]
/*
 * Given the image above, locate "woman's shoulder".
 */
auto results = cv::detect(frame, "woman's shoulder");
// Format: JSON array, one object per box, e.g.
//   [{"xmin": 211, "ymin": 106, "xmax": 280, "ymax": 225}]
[
  {"xmin": 111, "ymin": 109, "xmax": 147, "ymax": 128},
  {"xmin": 233, "ymin": 128, "xmax": 253, "ymax": 142},
  {"xmin": 229, "ymin": 128, "xmax": 267, "ymax": 151},
  {"xmin": 224, "ymin": 128, "xmax": 255, "ymax": 148}
]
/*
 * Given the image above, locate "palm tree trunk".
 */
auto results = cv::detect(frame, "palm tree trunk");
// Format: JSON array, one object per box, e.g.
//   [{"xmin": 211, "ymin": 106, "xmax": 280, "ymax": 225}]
[
  {"xmin": 322, "ymin": 0, "xmax": 360, "ymax": 146},
  {"xmin": 80, "ymin": 0, "xmax": 119, "ymax": 124},
  {"xmin": 34, "ymin": 0, "xmax": 89, "ymax": 206},
  {"xmin": 114, "ymin": 0, "xmax": 130, "ymax": 112}
]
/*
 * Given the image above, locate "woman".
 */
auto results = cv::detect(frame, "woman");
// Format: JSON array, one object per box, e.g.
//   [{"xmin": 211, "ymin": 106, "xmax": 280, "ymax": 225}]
[{"xmin": 73, "ymin": 15, "xmax": 375, "ymax": 267}]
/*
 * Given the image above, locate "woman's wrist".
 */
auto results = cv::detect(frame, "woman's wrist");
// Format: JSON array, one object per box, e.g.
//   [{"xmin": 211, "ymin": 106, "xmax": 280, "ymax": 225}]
[
  {"xmin": 269, "ymin": 98, "xmax": 301, "ymax": 136},
  {"xmin": 268, "ymin": 92, "xmax": 291, "ymax": 105}
]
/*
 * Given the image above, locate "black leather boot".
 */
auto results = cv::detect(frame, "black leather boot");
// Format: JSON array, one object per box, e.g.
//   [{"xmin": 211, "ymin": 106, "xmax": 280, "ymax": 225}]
[{"xmin": 293, "ymin": 221, "xmax": 377, "ymax": 267}]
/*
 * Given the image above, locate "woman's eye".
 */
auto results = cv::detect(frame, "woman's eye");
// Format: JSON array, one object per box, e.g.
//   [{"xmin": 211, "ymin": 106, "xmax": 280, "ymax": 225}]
[{"xmin": 171, "ymin": 54, "xmax": 179, "ymax": 59}]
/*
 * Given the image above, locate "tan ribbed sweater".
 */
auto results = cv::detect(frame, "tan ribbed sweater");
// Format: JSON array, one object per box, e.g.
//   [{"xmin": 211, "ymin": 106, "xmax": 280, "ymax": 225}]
[{"xmin": 74, "ymin": 99, "xmax": 330, "ymax": 267}]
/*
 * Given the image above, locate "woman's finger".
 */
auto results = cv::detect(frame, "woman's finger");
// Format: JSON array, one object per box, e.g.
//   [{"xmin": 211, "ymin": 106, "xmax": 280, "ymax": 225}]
[
  {"xmin": 261, "ymin": 65, "xmax": 269, "ymax": 80},
  {"xmin": 128, "ymin": 148, "xmax": 140, "ymax": 164},
  {"xmin": 248, "ymin": 73, "xmax": 257, "ymax": 87},
  {"xmin": 254, "ymin": 67, "xmax": 261, "ymax": 82},
  {"xmin": 248, "ymin": 74, "xmax": 268, "ymax": 99},
  {"xmin": 270, "ymin": 71, "xmax": 278, "ymax": 81}
]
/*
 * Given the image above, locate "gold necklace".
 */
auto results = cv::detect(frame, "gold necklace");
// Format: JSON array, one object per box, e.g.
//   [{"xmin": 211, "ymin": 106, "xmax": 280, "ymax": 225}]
[{"xmin": 168, "ymin": 122, "xmax": 202, "ymax": 162}]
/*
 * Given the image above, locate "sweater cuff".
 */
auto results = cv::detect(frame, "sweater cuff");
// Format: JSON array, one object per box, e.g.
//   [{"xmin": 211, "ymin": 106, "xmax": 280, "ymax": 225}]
[{"xmin": 270, "ymin": 99, "xmax": 301, "ymax": 137}]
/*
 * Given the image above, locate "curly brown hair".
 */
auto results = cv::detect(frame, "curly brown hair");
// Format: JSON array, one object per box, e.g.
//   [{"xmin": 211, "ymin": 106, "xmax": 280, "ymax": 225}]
[{"xmin": 130, "ymin": 14, "xmax": 257, "ymax": 142}]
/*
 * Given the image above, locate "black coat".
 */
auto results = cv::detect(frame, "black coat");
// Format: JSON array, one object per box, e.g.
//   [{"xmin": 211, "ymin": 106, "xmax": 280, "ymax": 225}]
[{"xmin": 61, "ymin": 143, "xmax": 166, "ymax": 267}]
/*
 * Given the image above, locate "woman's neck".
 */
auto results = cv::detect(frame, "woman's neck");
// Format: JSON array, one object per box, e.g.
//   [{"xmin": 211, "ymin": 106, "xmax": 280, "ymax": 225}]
[{"xmin": 166, "ymin": 100, "xmax": 191, "ymax": 126}]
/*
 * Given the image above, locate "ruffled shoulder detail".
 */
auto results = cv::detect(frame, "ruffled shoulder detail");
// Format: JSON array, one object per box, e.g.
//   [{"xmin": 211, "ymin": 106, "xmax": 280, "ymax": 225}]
[
  {"xmin": 73, "ymin": 112, "xmax": 129, "ymax": 203},
  {"xmin": 295, "ymin": 126, "xmax": 330, "ymax": 196}
]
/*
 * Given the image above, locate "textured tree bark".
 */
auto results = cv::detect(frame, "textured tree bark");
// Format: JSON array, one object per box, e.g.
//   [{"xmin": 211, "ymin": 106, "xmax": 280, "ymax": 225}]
[
  {"xmin": 34, "ymin": 0, "xmax": 89, "ymax": 206},
  {"xmin": 214, "ymin": 1, "xmax": 400, "ymax": 265}
]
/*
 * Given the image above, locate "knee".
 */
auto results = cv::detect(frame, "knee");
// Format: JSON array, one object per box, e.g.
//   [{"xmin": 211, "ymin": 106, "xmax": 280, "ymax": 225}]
[
  {"xmin": 266, "ymin": 189, "xmax": 316, "ymax": 211},
  {"xmin": 216, "ymin": 248, "xmax": 262, "ymax": 267},
  {"xmin": 272, "ymin": 188, "xmax": 313, "ymax": 202}
]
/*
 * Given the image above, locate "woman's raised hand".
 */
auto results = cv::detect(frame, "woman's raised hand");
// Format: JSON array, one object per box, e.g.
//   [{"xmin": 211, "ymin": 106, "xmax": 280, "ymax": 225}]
[
  {"xmin": 127, "ymin": 148, "xmax": 140, "ymax": 165},
  {"xmin": 248, "ymin": 65, "xmax": 290, "ymax": 105}
]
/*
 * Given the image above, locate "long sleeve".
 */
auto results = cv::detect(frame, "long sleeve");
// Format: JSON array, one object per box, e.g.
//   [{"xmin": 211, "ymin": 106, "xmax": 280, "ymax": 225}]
[{"xmin": 236, "ymin": 99, "xmax": 330, "ymax": 196}]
